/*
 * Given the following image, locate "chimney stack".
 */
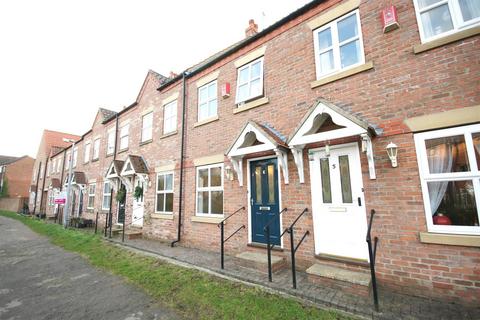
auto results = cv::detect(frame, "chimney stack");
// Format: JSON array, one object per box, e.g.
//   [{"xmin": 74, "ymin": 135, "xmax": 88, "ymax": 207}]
[
  {"xmin": 169, "ymin": 71, "xmax": 178, "ymax": 78},
  {"xmin": 245, "ymin": 19, "xmax": 258, "ymax": 38}
]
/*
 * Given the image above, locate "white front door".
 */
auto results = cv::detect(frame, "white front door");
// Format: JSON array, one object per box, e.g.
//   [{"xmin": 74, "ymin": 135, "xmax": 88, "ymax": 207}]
[
  {"xmin": 309, "ymin": 143, "xmax": 368, "ymax": 260},
  {"xmin": 132, "ymin": 179, "xmax": 144, "ymax": 227}
]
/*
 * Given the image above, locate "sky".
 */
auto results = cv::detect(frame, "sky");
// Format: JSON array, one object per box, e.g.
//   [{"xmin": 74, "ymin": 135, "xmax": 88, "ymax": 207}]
[{"xmin": 0, "ymin": 0, "xmax": 311, "ymax": 158}]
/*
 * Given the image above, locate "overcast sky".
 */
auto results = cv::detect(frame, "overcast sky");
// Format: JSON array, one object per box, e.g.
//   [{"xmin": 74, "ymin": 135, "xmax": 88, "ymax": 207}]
[{"xmin": 0, "ymin": 0, "xmax": 311, "ymax": 158}]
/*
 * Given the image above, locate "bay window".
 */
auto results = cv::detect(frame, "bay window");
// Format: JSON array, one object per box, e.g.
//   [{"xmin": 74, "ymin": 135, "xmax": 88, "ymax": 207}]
[{"xmin": 414, "ymin": 124, "xmax": 480, "ymax": 235}]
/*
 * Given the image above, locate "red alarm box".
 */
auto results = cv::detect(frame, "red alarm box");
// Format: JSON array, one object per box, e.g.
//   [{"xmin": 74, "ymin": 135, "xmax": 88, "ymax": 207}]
[
  {"xmin": 221, "ymin": 82, "xmax": 231, "ymax": 98},
  {"xmin": 381, "ymin": 5, "xmax": 399, "ymax": 33}
]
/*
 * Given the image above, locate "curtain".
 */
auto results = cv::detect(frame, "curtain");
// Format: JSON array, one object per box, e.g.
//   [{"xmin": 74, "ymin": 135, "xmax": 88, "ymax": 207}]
[{"xmin": 427, "ymin": 143, "xmax": 453, "ymax": 215}]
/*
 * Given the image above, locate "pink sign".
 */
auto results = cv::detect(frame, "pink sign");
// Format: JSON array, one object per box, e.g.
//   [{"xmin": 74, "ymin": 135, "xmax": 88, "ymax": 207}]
[{"xmin": 54, "ymin": 198, "xmax": 66, "ymax": 204}]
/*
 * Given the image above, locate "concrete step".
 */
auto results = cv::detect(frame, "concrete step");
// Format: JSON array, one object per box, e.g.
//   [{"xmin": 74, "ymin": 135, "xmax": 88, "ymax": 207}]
[
  {"xmin": 235, "ymin": 251, "xmax": 286, "ymax": 273},
  {"xmin": 124, "ymin": 230, "xmax": 142, "ymax": 240},
  {"xmin": 306, "ymin": 263, "xmax": 371, "ymax": 297}
]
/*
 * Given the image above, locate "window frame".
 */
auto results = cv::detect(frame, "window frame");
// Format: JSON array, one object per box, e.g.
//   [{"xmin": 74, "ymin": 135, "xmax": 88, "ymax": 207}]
[
  {"xmin": 87, "ymin": 183, "xmax": 96, "ymax": 209},
  {"xmin": 312, "ymin": 9, "xmax": 365, "ymax": 80},
  {"xmin": 72, "ymin": 146, "xmax": 78, "ymax": 168},
  {"xmin": 195, "ymin": 163, "xmax": 224, "ymax": 217},
  {"xmin": 84, "ymin": 142, "xmax": 91, "ymax": 164},
  {"xmin": 141, "ymin": 112, "xmax": 154, "ymax": 143},
  {"xmin": 413, "ymin": 0, "xmax": 480, "ymax": 43},
  {"xmin": 235, "ymin": 57, "xmax": 264, "ymax": 104},
  {"xmin": 414, "ymin": 123, "xmax": 480, "ymax": 235},
  {"xmin": 155, "ymin": 171, "xmax": 174, "ymax": 214},
  {"xmin": 197, "ymin": 80, "xmax": 218, "ymax": 122},
  {"xmin": 93, "ymin": 138, "xmax": 101, "ymax": 160},
  {"xmin": 102, "ymin": 181, "xmax": 112, "ymax": 210},
  {"xmin": 106, "ymin": 130, "xmax": 115, "ymax": 155},
  {"xmin": 163, "ymin": 100, "xmax": 177, "ymax": 134},
  {"xmin": 119, "ymin": 124, "xmax": 129, "ymax": 151}
]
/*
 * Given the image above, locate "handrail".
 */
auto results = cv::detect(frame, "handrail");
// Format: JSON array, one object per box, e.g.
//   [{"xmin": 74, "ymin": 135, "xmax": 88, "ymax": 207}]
[
  {"xmin": 217, "ymin": 206, "xmax": 245, "ymax": 227},
  {"xmin": 366, "ymin": 209, "xmax": 379, "ymax": 311},
  {"xmin": 264, "ymin": 207, "xmax": 287, "ymax": 232},
  {"xmin": 219, "ymin": 206, "xmax": 246, "ymax": 269},
  {"xmin": 289, "ymin": 208, "xmax": 308, "ymax": 230},
  {"xmin": 264, "ymin": 207, "xmax": 287, "ymax": 282},
  {"xmin": 286, "ymin": 208, "xmax": 309, "ymax": 289}
]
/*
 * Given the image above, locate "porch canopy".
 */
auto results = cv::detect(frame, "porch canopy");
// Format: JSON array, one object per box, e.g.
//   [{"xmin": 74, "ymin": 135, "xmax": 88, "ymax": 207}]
[
  {"xmin": 105, "ymin": 160, "xmax": 125, "ymax": 191},
  {"xmin": 63, "ymin": 171, "xmax": 87, "ymax": 189},
  {"xmin": 288, "ymin": 99, "xmax": 382, "ymax": 182},
  {"xmin": 226, "ymin": 120, "xmax": 289, "ymax": 186},
  {"xmin": 119, "ymin": 155, "xmax": 149, "ymax": 191}
]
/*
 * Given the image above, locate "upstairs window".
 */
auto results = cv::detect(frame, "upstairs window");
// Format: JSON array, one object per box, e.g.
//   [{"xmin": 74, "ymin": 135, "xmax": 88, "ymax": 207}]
[
  {"xmin": 119, "ymin": 124, "xmax": 129, "ymax": 150},
  {"xmin": 93, "ymin": 138, "xmax": 100, "ymax": 160},
  {"xmin": 52, "ymin": 159, "xmax": 56, "ymax": 173},
  {"xmin": 107, "ymin": 131, "xmax": 115, "ymax": 155},
  {"xmin": 313, "ymin": 10, "xmax": 365, "ymax": 79},
  {"xmin": 198, "ymin": 81, "xmax": 217, "ymax": 121},
  {"xmin": 65, "ymin": 152, "xmax": 71, "ymax": 170},
  {"xmin": 141, "ymin": 112, "xmax": 153, "ymax": 142},
  {"xmin": 414, "ymin": 0, "xmax": 480, "ymax": 42},
  {"xmin": 84, "ymin": 143, "xmax": 91, "ymax": 163},
  {"xmin": 414, "ymin": 124, "xmax": 480, "ymax": 235},
  {"xmin": 72, "ymin": 147, "xmax": 78, "ymax": 168},
  {"xmin": 235, "ymin": 57, "xmax": 264, "ymax": 104},
  {"xmin": 163, "ymin": 100, "xmax": 177, "ymax": 134}
]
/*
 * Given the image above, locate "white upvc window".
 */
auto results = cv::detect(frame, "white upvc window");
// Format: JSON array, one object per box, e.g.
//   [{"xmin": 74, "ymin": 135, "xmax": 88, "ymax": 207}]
[
  {"xmin": 413, "ymin": 0, "xmax": 480, "ymax": 42},
  {"xmin": 107, "ymin": 130, "xmax": 115, "ymax": 155},
  {"xmin": 65, "ymin": 151, "xmax": 71, "ymax": 170},
  {"xmin": 52, "ymin": 159, "xmax": 56, "ymax": 173},
  {"xmin": 198, "ymin": 81, "xmax": 218, "ymax": 121},
  {"xmin": 48, "ymin": 190, "xmax": 55, "ymax": 206},
  {"xmin": 93, "ymin": 138, "xmax": 100, "ymax": 160},
  {"xmin": 84, "ymin": 143, "xmax": 91, "ymax": 163},
  {"xmin": 57, "ymin": 157, "xmax": 62, "ymax": 172},
  {"xmin": 102, "ymin": 181, "xmax": 112, "ymax": 210},
  {"xmin": 72, "ymin": 147, "xmax": 78, "ymax": 168},
  {"xmin": 414, "ymin": 123, "xmax": 480, "ymax": 235},
  {"xmin": 87, "ymin": 183, "xmax": 96, "ymax": 209},
  {"xmin": 155, "ymin": 172, "xmax": 174, "ymax": 213},
  {"xmin": 141, "ymin": 112, "xmax": 153, "ymax": 142},
  {"xmin": 119, "ymin": 124, "xmax": 129, "ymax": 150},
  {"xmin": 46, "ymin": 161, "xmax": 50, "ymax": 177},
  {"xmin": 235, "ymin": 57, "xmax": 264, "ymax": 104},
  {"xmin": 313, "ymin": 10, "xmax": 365, "ymax": 80},
  {"xmin": 196, "ymin": 163, "xmax": 224, "ymax": 216},
  {"xmin": 163, "ymin": 100, "xmax": 177, "ymax": 134}
]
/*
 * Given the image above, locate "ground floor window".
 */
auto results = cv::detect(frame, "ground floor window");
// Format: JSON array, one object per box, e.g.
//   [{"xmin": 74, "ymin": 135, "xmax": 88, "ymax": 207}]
[
  {"xmin": 196, "ymin": 163, "xmax": 223, "ymax": 216},
  {"xmin": 414, "ymin": 124, "xmax": 480, "ymax": 235},
  {"xmin": 88, "ymin": 183, "xmax": 96, "ymax": 209},
  {"xmin": 102, "ymin": 182, "xmax": 112, "ymax": 210},
  {"xmin": 155, "ymin": 172, "xmax": 174, "ymax": 213}
]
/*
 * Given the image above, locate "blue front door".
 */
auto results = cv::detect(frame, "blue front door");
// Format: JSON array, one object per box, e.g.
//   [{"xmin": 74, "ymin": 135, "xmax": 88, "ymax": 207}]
[{"xmin": 250, "ymin": 158, "xmax": 281, "ymax": 245}]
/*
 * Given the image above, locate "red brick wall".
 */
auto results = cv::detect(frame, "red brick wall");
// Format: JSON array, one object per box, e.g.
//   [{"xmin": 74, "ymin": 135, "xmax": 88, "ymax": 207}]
[{"xmin": 4, "ymin": 157, "xmax": 35, "ymax": 198}]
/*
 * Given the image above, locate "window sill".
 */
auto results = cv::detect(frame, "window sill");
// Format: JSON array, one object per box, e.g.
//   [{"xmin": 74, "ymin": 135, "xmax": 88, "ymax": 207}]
[
  {"xmin": 194, "ymin": 115, "xmax": 219, "ymax": 128},
  {"xmin": 92, "ymin": 158, "xmax": 99, "ymax": 162},
  {"xmin": 413, "ymin": 26, "xmax": 480, "ymax": 54},
  {"xmin": 83, "ymin": 161, "xmax": 89, "ymax": 165},
  {"xmin": 151, "ymin": 213, "xmax": 174, "ymax": 220},
  {"xmin": 117, "ymin": 148, "xmax": 128, "ymax": 154},
  {"xmin": 233, "ymin": 96, "xmax": 269, "ymax": 114},
  {"xmin": 191, "ymin": 215, "xmax": 224, "ymax": 224},
  {"xmin": 311, "ymin": 61, "xmax": 374, "ymax": 89},
  {"xmin": 160, "ymin": 130, "xmax": 178, "ymax": 139},
  {"xmin": 139, "ymin": 139, "xmax": 153, "ymax": 146},
  {"xmin": 419, "ymin": 232, "xmax": 480, "ymax": 247},
  {"xmin": 105, "ymin": 153, "xmax": 113, "ymax": 158}
]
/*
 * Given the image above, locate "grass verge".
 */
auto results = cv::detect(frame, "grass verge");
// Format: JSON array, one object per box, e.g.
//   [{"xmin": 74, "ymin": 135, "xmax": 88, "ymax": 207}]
[{"xmin": 0, "ymin": 210, "xmax": 352, "ymax": 320}]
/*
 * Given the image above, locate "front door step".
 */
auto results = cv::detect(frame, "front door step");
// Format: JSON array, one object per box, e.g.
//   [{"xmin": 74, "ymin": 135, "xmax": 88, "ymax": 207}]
[
  {"xmin": 306, "ymin": 263, "xmax": 371, "ymax": 297},
  {"xmin": 124, "ymin": 229, "xmax": 142, "ymax": 240},
  {"xmin": 235, "ymin": 251, "xmax": 286, "ymax": 273}
]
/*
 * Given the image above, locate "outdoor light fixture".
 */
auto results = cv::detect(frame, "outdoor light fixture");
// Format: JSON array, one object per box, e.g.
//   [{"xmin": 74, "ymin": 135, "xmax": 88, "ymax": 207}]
[
  {"xmin": 225, "ymin": 165, "xmax": 233, "ymax": 181},
  {"xmin": 324, "ymin": 144, "xmax": 330, "ymax": 157},
  {"xmin": 386, "ymin": 142, "xmax": 398, "ymax": 167}
]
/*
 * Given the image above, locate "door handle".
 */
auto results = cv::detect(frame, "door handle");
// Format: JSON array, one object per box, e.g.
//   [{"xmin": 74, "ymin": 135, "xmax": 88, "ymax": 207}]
[{"xmin": 357, "ymin": 197, "xmax": 362, "ymax": 207}]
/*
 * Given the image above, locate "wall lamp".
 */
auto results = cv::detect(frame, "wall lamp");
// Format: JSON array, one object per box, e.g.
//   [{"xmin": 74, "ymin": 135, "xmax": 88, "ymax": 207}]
[
  {"xmin": 225, "ymin": 165, "xmax": 233, "ymax": 181},
  {"xmin": 386, "ymin": 142, "xmax": 398, "ymax": 167}
]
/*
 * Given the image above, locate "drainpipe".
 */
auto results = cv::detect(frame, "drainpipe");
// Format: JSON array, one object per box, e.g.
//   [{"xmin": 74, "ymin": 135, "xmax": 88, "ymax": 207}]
[
  {"xmin": 108, "ymin": 114, "xmax": 119, "ymax": 238},
  {"xmin": 32, "ymin": 161, "xmax": 42, "ymax": 215},
  {"xmin": 59, "ymin": 150, "xmax": 67, "ymax": 191},
  {"xmin": 171, "ymin": 71, "xmax": 188, "ymax": 247},
  {"xmin": 38, "ymin": 157, "xmax": 49, "ymax": 217}
]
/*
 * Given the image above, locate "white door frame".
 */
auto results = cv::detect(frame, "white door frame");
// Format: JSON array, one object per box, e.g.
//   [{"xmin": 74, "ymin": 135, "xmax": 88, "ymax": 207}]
[
  {"xmin": 247, "ymin": 155, "xmax": 284, "ymax": 248},
  {"xmin": 308, "ymin": 142, "xmax": 368, "ymax": 260},
  {"xmin": 132, "ymin": 177, "xmax": 145, "ymax": 227}
]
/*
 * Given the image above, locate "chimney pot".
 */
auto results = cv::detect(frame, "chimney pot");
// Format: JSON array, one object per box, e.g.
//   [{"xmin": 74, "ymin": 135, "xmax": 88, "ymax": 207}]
[{"xmin": 245, "ymin": 19, "xmax": 258, "ymax": 38}]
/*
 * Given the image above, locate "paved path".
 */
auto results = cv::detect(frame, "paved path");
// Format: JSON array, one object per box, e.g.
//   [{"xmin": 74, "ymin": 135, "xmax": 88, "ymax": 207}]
[{"xmin": 0, "ymin": 216, "xmax": 179, "ymax": 320}]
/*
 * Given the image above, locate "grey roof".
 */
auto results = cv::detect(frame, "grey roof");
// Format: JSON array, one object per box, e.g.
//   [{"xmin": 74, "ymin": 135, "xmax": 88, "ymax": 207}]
[
  {"xmin": 99, "ymin": 108, "xmax": 117, "ymax": 122},
  {"xmin": 0, "ymin": 155, "xmax": 20, "ymax": 166},
  {"xmin": 149, "ymin": 69, "xmax": 168, "ymax": 84}
]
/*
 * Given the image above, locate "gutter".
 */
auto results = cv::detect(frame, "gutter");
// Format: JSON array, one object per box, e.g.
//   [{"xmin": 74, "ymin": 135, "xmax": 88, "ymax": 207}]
[{"xmin": 171, "ymin": 71, "xmax": 188, "ymax": 247}]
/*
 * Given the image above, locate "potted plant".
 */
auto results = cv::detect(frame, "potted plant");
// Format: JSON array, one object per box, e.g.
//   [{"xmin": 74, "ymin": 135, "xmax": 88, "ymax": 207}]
[{"xmin": 134, "ymin": 185, "xmax": 143, "ymax": 201}]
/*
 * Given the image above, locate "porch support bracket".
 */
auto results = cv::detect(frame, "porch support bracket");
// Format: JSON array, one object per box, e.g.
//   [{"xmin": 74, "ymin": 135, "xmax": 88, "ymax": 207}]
[
  {"xmin": 229, "ymin": 156, "xmax": 244, "ymax": 186},
  {"xmin": 274, "ymin": 148, "xmax": 289, "ymax": 184},
  {"xmin": 361, "ymin": 133, "xmax": 376, "ymax": 180},
  {"xmin": 290, "ymin": 146, "xmax": 305, "ymax": 184}
]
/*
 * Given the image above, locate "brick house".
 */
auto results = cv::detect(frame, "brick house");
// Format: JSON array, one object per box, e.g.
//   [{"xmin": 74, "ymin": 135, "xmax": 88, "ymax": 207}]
[
  {"xmin": 33, "ymin": 0, "xmax": 479, "ymax": 305},
  {"xmin": 0, "ymin": 155, "xmax": 35, "ymax": 212}
]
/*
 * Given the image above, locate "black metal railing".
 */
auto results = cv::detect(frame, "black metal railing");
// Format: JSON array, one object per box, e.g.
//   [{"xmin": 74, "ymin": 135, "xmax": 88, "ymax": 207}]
[
  {"xmin": 264, "ymin": 207, "xmax": 287, "ymax": 282},
  {"xmin": 287, "ymin": 208, "xmax": 309, "ymax": 289},
  {"xmin": 366, "ymin": 209, "xmax": 379, "ymax": 311},
  {"xmin": 218, "ymin": 206, "xmax": 245, "ymax": 269}
]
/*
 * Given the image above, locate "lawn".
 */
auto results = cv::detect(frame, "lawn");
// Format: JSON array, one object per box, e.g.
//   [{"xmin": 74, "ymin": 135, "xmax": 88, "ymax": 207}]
[{"xmin": 0, "ymin": 210, "xmax": 353, "ymax": 320}]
